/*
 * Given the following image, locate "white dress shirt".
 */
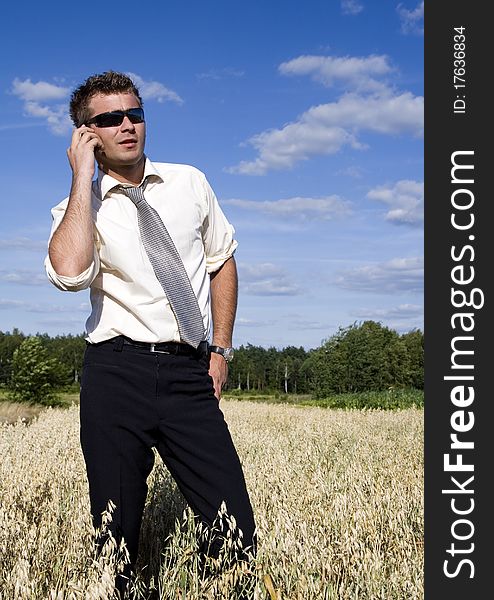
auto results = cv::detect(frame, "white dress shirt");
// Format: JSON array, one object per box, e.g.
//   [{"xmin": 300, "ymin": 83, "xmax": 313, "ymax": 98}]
[{"xmin": 44, "ymin": 158, "xmax": 238, "ymax": 344}]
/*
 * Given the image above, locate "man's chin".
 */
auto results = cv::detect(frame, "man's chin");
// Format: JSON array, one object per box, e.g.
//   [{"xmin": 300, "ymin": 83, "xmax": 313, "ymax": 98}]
[{"xmin": 101, "ymin": 153, "xmax": 145, "ymax": 170}]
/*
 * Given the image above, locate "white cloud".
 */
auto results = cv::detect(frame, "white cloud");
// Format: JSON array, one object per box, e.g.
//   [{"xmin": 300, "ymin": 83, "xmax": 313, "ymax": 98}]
[
  {"xmin": 11, "ymin": 78, "xmax": 69, "ymax": 102},
  {"xmin": 24, "ymin": 102, "xmax": 72, "ymax": 135},
  {"xmin": 287, "ymin": 316, "xmax": 332, "ymax": 331},
  {"xmin": 350, "ymin": 303, "xmax": 423, "ymax": 333},
  {"xmin": 397, "ymin": 1, "xmax": 424, "ymax": 35},
  {"xmin": 301, "ymin": 92, "xmax": 423, "ymax": 135},
  {"xmin": 351, "ymin": 303, "xmax": 423, "ymax": 320},
  {"xmin": 228, "ymin": 50, "xmax": 422, "ymax": 175},
  {"xmin": 227, "ymin": 92, "xmax": 423, "ymax": 175},
  {"xmin": 127, "ymin": 72, "xmax": 183, "ymax": 104},
  {"xmin": 367, "ymin": 180, "xmax": 423, "ymax": 226},
  {"xmin": 341, "ymin": 0, "xmax": 364, "ymax": 15},
  {"xmin": 228, "ymin": 125, "xmax": 359, "ymax": 175},
  {"xmin": 27, "ymin": 302, "xmax": 89, "ymax": 314},
  {"xmin": 279, "ymin": 54, "xmax": 392, "ymax": 92},
  {"xmin": 238, "ymin": 263, "xmax": 302, "ymax": 296},
  {"xmin": 0, "ymin": 298, "xmax": 88, "ymax": 313},
  {"xmin": 0, "ymin": 269, "xmax": 48, "ymax": 286},
  {"xmin": 335, "ymin": 165, "xmax": 364, "ymax": 179},
  {"xmin": 223, "ymin": 195, "xmax": 351, "ymax": 221},
  {"xmin": 36, "ymin": 316, "xmax": 87, "ymax": 328},
  {"xmin": 11, "ymin": 78, "xmax": 72, "ymax": 135},
  {"xmin": 335, "ymin": 256, "xmax": 423, "ymax": 294},
  {"xmin": 0, "ymin": 299, "xmax": 27, "ymax": 310},
  {"xmin": 197, "ymin": 67, "xmax": 245, "ymax": 80},
  {"xmin": 236, "ymin": 317, "xmax": 275, "ymax": 328},
  {"xmin": 0, "ymin": 237, "xmax": 46, "ymax": 251}
]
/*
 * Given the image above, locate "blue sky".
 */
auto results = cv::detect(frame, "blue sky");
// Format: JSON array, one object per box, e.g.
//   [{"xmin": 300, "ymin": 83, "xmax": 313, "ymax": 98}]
[{"xmin": 0, "ymin": 0, "xmax": 423, "ymax": 350}]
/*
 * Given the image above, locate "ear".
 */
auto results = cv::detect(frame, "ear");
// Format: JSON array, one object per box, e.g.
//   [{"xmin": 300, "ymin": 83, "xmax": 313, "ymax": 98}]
[
  {"xmin": 95, "ymin": 144, "xmax": 106, "ymax": 161},
  {"xmin": 95, "ymin": 153, "xmax": 107, "ymax": 172}
]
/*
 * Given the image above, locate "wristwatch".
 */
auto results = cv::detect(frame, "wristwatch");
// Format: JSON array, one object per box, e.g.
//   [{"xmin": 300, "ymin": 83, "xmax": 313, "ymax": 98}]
[{"xmin": 209, "ymin": 345, "xmax": 235, "ymax": 363}]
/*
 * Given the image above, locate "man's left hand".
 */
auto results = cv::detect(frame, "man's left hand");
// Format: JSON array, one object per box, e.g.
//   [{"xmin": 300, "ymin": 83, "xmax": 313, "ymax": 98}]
[{"xmin": 208, "ymin": 352, "xmax": 228, "ymax": 401}]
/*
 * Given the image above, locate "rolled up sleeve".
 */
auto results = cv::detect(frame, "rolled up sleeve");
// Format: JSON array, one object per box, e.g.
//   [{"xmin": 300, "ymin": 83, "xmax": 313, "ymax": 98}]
[
  {"xmin": 44, "ymin": 200, "xmax": 100, "ymax": 292},
  {"xmin": 202, "ymin": 177, "xmax": 238, "ymax": 274},
  {"xmin": 44, "ymin": 250, "xmax": 100, "ymax": 292}
]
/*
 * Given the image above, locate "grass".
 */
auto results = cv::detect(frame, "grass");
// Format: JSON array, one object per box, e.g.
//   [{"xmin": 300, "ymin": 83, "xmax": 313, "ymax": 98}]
[
  {"xmin": 0, "ymin": 394, "xmax": 44, "ymax": 425},
  {"xmin": 0, "ymin": 400, "xmax": 423, "ymax": 599},
  {"xmin": 0, "ymin": 390, "xmax": 79, "ymax": 425},
  {"xmin": 224, "ymin": 388, "xmax": 424, "ymax": 409},
  {"xmin": 1, "ymin": 388, "xmax": 423, "ymax": 415},
  {"xmin": 306, "ymin": 388, "xmax": 424, "ymax": 409}
]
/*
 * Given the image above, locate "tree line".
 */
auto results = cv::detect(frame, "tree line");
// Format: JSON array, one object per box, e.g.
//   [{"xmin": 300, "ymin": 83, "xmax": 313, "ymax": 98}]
[{"xmin": 0, "ymin": 321, "xmax": 423, "ymax": 404}]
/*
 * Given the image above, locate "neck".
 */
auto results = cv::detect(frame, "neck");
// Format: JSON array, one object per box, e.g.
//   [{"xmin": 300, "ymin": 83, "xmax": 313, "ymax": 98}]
[{"xmin": 99, "ymin": 155, "xmax": 146, "ymax": 186}]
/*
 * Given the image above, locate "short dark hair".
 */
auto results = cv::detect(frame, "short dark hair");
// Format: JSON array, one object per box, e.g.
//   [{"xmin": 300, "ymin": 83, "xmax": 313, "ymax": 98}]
[{"xmin": 69, "ymin": 71, "xmax": 143, "ymax": 127}]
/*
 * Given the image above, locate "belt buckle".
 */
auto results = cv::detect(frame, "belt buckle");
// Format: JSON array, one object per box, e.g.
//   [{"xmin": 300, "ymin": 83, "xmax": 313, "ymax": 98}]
[{"xmin": 150, "ymin": 343, "xmax": 170, "ymax": 354}]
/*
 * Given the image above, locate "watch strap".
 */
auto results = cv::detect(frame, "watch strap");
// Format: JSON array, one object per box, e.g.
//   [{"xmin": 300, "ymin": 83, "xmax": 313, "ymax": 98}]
[{"xmin": 209, "ymin": 345, "xmax": 234, "ymax": 362}]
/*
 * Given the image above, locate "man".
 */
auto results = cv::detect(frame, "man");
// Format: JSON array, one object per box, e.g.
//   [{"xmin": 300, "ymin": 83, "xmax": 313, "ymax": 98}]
[{"xmin": 45, "ymin": 71, "xmax": 256, "ymax": 580}]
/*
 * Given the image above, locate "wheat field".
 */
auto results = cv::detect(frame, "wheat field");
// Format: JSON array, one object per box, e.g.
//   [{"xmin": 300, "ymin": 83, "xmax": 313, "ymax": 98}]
[{"xmin": 0, "ymin": 401, "xmax": 423, "ymax": 599}]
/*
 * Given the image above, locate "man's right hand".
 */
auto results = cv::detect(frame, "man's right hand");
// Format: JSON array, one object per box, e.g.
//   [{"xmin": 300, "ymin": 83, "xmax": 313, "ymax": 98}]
[
  {"xmin": 67, "ymin": 126, "xmax": 104, "ymax": 179},
  {"xmin": 49, "ymin": 126, "xmax": 102, "ymax": 278}
]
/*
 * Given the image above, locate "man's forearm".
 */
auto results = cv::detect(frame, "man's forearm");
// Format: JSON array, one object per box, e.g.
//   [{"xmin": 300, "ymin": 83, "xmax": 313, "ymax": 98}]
[
  {"xmin": 48, "ymin": 174, "xmax": 95, "ymax": 277},
  {"xmin": 210, "ymin": 256, "xmax": 238, "ymax": 347}
]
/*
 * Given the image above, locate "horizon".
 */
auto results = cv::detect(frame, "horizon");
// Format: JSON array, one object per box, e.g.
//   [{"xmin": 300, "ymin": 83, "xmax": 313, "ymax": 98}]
[{"xmin": 1, "ymin": 318, "xmax": 424, "ymax": 353}]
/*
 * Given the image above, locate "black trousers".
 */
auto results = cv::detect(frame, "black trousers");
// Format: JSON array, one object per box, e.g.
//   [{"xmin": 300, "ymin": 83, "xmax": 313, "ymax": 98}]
[{"xmin": 80, "ymin": 339, "xmax": 256, "ymax": 568}]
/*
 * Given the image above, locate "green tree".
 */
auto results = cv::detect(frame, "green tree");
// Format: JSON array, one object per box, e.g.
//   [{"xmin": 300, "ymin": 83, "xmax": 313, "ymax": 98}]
[
  {"xmin": 401, "ymin": 329, "xmax": 424, "ymax": 388},
  {"xmin": 302, "ymin": 321, "xmax": 421, "ymax": 397},
  {"xmin": 7, "ymin": 337, "xmax": 64, "ymax": 405},
  {"xmin": 227, "ymin": 343, "xmax": 309, "ymax": 393},
  {"xmin": 228, "ymin": 344, "xmax": 260, "ymax": 391},
  {"xmin": 0, "ymin": 328, "xmax": 25, "ymax": 388},
  {"xmin": 301, "ymin": 326, "xmax": 352, "ymax": 396},
  {"xmin": 44, "ymin": 333, "xmax": 86, "ymax": 384}
]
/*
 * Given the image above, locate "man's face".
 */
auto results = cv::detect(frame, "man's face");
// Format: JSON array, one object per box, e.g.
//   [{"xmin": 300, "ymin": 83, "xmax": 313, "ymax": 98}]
[{"xmin": 86, "ymin": 92, "xmax": 146, "ymax": 172}]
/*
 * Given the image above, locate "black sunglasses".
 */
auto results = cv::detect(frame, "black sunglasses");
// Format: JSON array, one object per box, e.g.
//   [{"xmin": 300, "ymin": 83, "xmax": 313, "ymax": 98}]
[{"xmin": 85, "ymin": 107, "xmax": 145, "ymax": 128}]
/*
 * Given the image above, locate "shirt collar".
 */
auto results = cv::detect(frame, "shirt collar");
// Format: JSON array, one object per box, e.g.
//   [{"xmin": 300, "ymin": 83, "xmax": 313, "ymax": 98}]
[{"xmin": 97, "ymin": 157, "xmax": 163, "ymax": 200}]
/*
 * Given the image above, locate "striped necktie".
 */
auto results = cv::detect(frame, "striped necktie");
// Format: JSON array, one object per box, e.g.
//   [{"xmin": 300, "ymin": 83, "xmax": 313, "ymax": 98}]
[{"xmin": 121, "ymin": 182, "xmax": 205, "ymax": 348}]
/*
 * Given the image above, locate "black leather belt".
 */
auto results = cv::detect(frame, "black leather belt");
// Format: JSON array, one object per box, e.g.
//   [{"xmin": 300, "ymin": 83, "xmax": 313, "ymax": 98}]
[{"xmin": 103, "ymin": 336, "xmax": 209, "ymax": 356}]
